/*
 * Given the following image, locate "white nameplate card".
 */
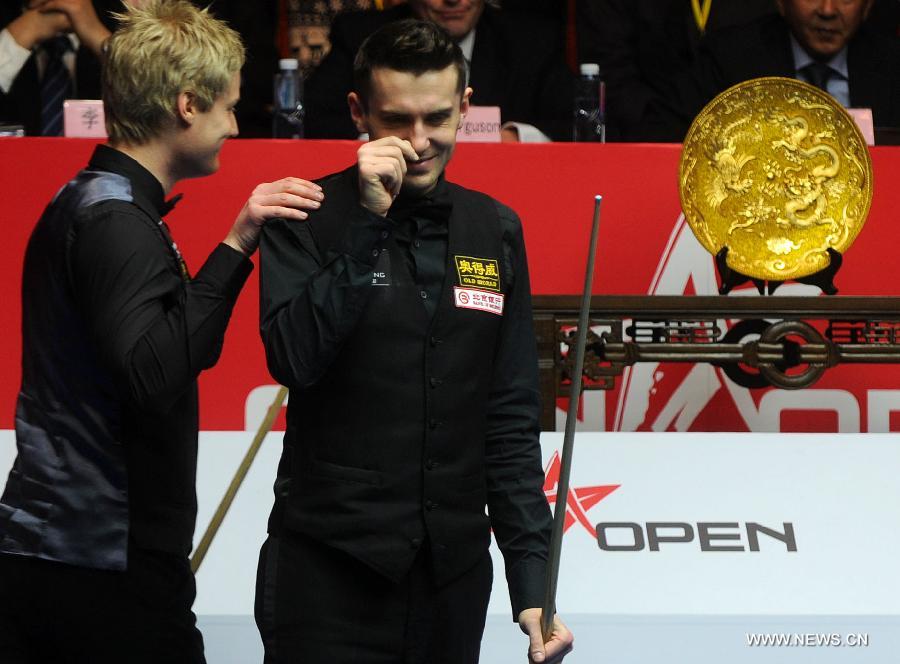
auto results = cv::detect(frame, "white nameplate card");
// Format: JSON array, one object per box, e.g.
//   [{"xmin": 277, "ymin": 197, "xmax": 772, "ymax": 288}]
[
  {"xmin": 457, "ymin": 106, "xmax": 501, "ymax": 143},
  {"xmin": 64, "ymin": 100, "xmax": 107, "ymax": 138},
  {"xmin": 847, "ymin": 108, "xmax": 874, "ymax": 146}
]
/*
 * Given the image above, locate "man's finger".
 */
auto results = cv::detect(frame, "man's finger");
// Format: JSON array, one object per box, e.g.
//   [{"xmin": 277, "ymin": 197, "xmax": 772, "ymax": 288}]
[
  {"xmin": 369, "ymin": 136, "xmax": 419, "ymax": 163},
  {"xmin": 254, "ymin": 192, "xmax": 322, "ymax": 210},
  {"xmin": 524, "ymin": 621, "xmax": 546, "ymax": 663},
  {"xmin": 543, "ymin": 637, "xmax": 573, "ymax": 664},
  {"xmin": 278, "ymin": 177, "xmax": 322, "ymax": 192},
  {"xmin": 254, "ymin": 206, "xmax": 308, "ymax": 221},
  {"xmin": 254, "ymin": 181, "xmax": 323, "ymax": 201}
]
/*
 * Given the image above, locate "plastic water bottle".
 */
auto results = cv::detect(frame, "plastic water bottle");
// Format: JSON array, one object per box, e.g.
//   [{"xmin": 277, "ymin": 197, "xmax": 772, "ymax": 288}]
[
  {"xmin": 573, "ymin": 63, "xmax": 605, "ymax": 142},
  {"xmin": 273, "ymin": 58, "xmax": 304, "ymax": 139}
]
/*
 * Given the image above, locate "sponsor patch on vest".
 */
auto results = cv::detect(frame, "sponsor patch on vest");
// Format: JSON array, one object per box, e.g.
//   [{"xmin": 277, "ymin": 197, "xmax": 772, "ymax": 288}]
[
  {"xmin": 371, "ymin": 248, "xmax": 391, "ymax": 286},
  {"xmin": 453, "ymin": 287, "xmax": 504, "ymax": 316},
  {"xmin": 453, "ymin": 255, "xmax": 500, "ymax": 292}
]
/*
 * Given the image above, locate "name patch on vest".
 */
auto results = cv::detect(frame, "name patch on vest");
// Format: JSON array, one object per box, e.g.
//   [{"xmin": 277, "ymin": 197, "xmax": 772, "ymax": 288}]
[
  {"xmin": 454, "ymin": 255, "xmax": 500, "ymax": 292},
  {"xmin": 371, "ymin": 248, "xmax": 391, "ymax": 286},
  {"xmin": 454, "ymin": 287, "xmax": 504, "ymax": 316}
]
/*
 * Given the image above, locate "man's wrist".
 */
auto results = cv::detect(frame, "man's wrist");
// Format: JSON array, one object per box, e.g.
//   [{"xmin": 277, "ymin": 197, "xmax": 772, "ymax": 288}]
[
  {"xmin": 223, "ymin": 231, "xmax": 255, "ymax": 257},
  {"xmin": 6, "ymin": 16, "xmax": 41, "ymax": 50}
]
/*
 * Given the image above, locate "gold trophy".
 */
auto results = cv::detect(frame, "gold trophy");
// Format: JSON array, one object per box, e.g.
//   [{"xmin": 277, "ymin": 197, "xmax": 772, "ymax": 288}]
[{"xmin": 680, "ymin": 77, "xmax": 873, "ymax": 294}]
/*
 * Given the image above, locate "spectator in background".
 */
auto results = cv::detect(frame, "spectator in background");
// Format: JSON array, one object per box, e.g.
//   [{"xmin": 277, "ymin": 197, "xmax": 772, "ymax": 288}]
[
  {"xmin": 279, "ymin": 0, "xmax": 382, "ymax": 76},
  {"xmin": 642, "ymin": 0, "xmax": 900, "ymax": 142},
  {"xmin": 304, "ymin": 0, "xmax": 574, "ymax": 141},
  {"xmin": 0, "ymin": 0, "xmax": 118, "ymax": 135},
  {"xmin": 575, "ymin": 0, "xmax": 776, "ymax": 141}
]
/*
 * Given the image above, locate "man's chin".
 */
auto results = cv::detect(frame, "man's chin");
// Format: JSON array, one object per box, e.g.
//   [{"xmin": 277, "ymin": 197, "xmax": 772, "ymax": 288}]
[{"xmin": 402, "ymin": 172, "xmax": 440, "ymax": 196}]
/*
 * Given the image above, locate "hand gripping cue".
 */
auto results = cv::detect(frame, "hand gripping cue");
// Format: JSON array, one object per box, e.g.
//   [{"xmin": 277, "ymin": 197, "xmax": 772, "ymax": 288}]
[
  {"xmin": 190, "ymin": 386, "xmax": 289, "ymax": 574},
  {"xmin": 541, "ymin": 195, "xmax": 603, "ymax": 641}
]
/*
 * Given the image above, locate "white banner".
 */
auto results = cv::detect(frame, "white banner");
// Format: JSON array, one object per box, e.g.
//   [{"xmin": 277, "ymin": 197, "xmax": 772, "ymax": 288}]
[{"xmin": 1, "ymin": 431, "xmax": 898, "ymax": 617}]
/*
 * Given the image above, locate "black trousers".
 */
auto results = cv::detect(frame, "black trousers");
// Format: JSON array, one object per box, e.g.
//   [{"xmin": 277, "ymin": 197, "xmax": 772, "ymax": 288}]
[
  {"xmin": 255, "ymin": 531, "xmax": 492, "ymax": 664},
  {"xmin": 0, "ymin": 547, "xmax": 205, "ymax": 664}
]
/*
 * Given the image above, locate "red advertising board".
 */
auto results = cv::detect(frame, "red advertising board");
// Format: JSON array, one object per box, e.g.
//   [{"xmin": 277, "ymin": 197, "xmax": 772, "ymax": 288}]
[{"xmin": 2, "ymin": 139, "xmax": 899, "ymax": 431}]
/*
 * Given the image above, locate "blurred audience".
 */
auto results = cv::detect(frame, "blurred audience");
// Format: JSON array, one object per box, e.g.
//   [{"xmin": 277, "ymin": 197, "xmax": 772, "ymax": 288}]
[
  {"xmin": 205, "ymin": 0, "xmax": 278, "ymax": 137},
  {"xmin": 576, "ymin": 0, "xmax": 776, "ymax": 141},
  {"xmin": 303, "ymin": 0, "xmax": 575, "ymax": 141},
  {"xmin": 642, "ymin": 0, "xmax": 900, "ymax": 141},
  {"xmin": 0, "ymin": 0, "xmax": 118, "ymax": 135}
]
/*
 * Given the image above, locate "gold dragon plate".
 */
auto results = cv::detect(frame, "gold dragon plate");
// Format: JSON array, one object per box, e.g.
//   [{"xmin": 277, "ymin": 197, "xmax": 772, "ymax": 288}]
[{"xmin": 679, "ymin": 77, "xmax": 873, "ymax": 281}]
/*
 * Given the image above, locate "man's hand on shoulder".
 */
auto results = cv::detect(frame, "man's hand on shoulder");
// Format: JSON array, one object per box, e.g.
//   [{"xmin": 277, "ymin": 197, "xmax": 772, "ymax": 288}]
[
  {"xmin": 357, "ymin": 136, "xmax": 418, "ymax": 217},
  {"xmin": 224, "ymin": 177, "xmax": 324, "ymax": 257},
  {"xmin": 518, "ymin": 609, "xmax": 574, "ymax": 663}
]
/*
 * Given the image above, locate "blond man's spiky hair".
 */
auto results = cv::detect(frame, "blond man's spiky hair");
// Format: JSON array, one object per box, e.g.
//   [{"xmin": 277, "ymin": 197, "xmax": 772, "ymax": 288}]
[{"xmin": 103, "ymin": 0, "xmax": 245, "ymax": 144}]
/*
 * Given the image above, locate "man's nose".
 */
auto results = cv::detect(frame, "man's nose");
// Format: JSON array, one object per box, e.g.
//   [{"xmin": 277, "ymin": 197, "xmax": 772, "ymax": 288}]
[
  {"xmin": 817, "ymin": 0, "xmax": 838, "ymax": 18},
  {"xmin": 409, "ymin": 122, "xmax": 429, "ymax": 154}
]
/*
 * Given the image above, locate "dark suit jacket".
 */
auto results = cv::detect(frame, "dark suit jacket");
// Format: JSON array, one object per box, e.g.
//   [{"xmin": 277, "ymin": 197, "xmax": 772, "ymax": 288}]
[
  {"xmin": 576, "ymin": 0, "xmax": 777, "ymax": 140},
  {"xmin": 644, "ymin": 14, "xmax": 900, "ymax": 142},
  {"xmin": 304, "ymin": 5, "xmax": 575, "ymax": 141},
  {"xmin": 0, "ymin": 2, "xmax": 119, "ymax": 135}
]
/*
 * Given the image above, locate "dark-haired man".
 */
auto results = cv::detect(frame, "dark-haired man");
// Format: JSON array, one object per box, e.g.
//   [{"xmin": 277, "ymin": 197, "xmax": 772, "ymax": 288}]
[
  {"xmin": 303, "ymin": 0, "xmax": 574, "ymax": 141},
  {"xmin": 256, "ymin": 18, "xmax": 573, "ymax": 664}
]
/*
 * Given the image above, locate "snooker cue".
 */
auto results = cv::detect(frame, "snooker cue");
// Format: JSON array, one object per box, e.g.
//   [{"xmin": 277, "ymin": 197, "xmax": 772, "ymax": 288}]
[
  {"xmin": 190, "ymin": 386, "xmax": 289, "ymax": 573},
  {"xmin": 541, "ymin": 195, "xmax": 603, "ymax": 640}
]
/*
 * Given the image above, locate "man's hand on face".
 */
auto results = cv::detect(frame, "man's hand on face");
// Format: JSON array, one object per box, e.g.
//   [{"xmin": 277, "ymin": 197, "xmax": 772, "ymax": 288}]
[
  {"xmin": 224, "ymin": 177, "xmax": 324, "ymax": 257},
  {"xmin": 7, "ymin": 7, "xmax": 71, "ymax": 50},
  {"xmin": 518, "ymin": 609, "xmax": 574, "ymax": 664},
  {"xmin": 32, "ymin": 0, "xmax": 111, "ymax": 57},
  {"xmin": 357, "ymin": 136, "xmax": 419, "ymax": 217}
]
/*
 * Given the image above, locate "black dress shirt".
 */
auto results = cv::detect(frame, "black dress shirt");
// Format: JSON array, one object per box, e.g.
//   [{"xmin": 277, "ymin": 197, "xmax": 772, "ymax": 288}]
[
  {"xmin": 0, "ymin": 145, "xmax": 253, "ymax": 569},
  {"xmin": 259, "ymin": 167, "xmax": 550, "ymax": 617}
]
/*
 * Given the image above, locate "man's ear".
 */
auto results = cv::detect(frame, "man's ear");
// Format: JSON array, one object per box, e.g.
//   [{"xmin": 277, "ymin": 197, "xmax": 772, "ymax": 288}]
[
  {"xmin": 176, "ymin": 90, "xmax": 199, "ymax": 126},
  {"xmin": 348, "ymin": 92, "xmax": 369, "ymax": 134},
  {"xmin": 460, "ymin": 86, "xmax": 473, "ymax": 120}
]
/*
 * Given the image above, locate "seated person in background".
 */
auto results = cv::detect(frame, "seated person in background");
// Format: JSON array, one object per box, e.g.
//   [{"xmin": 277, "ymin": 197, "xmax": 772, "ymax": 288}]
[
  {"xmin": 279, "ymin": 0, "xmax": 404, "ymax": 76},
  {"xmin": 0, "ymin": 0, "xmax": 117, "ymax": 135},
  {"xmin": 304, "ymin": 0, "xmax": 574, "ymax": 142},
  {"xmin": 576, "ymin": 0, "xmax": 775, "ymax": 141},
  {"xmin": 642, "ymin": 0, "xmax": 900, "ymax": 142}
]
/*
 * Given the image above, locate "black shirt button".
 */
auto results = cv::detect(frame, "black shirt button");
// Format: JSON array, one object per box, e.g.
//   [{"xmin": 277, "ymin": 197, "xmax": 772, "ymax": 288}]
[
  {"xmin": 380, "ymin": 230, "xmax": 390, "ymax": 239},
  {"xmin": 429, "ymin": 336, "xmax": 442, "ymax": 347},
  {"xmin": 420, "ymin": 290, "xmax": 428, "ymax": 299},
  {"xmin": 371, "ymin": 248, "xmax": 380, "ymax": 257},
  {"xmin": 428, "ymin": 418, "xmax": 440, "ymax": 430},
  {"xmin": 425, "ymin": 500, "xmax": 436, "ymax": 511},
  {"xmin": 414, "ymin": 239, "xmax": 421, "ymax": 248},
  {"xmin": 429, "ymin": 377, "xmax": 442, "ymax": 388},
  {"xmin": 425, "ymin": 459, "xmax": 436, "ymax": 470},
  {"xmin": 410, "ymin": 538, "xmax": 421, "ymax": 549}
]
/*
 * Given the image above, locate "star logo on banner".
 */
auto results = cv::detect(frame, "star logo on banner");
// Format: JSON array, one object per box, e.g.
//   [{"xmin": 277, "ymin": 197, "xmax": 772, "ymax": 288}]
[{"xmin": 542, "ymin": 451, "xmax": 619, "ymax": 536}]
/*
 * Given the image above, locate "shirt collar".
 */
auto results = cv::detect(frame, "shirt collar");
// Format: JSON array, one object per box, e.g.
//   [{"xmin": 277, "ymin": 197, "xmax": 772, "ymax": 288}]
[
  {"xmin": 790, "ymin": 34, "xmax": 849, "ymax": 80},
  {"xmin": 457, "ymin": 29, "xmax": 475, "ymax": 62},
  {"xmin": 87, "ymin": 144, "xmax": 174, "ymax": 217},
  {"xmin": 457, "ymin": 29, "xmax": 475, "ymax": 86}
]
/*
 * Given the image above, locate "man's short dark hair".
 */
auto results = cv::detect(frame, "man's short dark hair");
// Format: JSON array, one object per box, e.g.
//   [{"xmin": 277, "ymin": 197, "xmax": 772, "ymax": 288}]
[{"xmin": 353, "ymin": 19, "xmax": 467, "ymax": 109}]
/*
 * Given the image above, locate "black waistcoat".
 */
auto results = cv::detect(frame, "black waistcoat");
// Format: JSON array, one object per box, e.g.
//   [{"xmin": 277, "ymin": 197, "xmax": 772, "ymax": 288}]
[{"xmin": 278, "ymin": 173, "xmax": 507, "ymax": 586}]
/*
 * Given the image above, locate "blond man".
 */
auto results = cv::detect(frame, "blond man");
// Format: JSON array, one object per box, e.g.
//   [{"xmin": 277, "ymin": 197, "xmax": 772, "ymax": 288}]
[{"xmin": 0, "ymin": 2, "xmax": 322, "ymax": 662}]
